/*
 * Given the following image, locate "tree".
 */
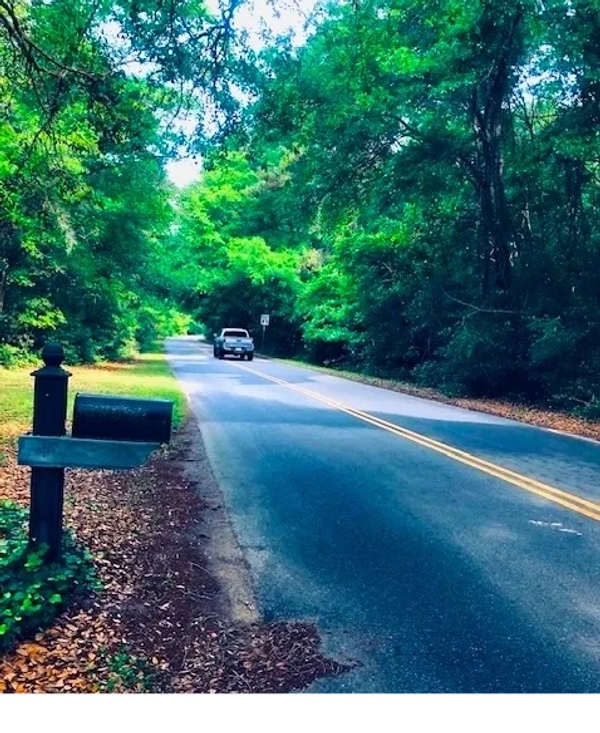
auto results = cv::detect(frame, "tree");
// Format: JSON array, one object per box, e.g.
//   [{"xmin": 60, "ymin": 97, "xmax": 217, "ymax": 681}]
[
  {"xmin": 0, "ymin": 0, "xmax": 242, "ymax": 363},
  {"xmin": 175, "ymin": 150, "xmax": 306, "ymax": 353},
  {"xmin": 194, "ymin": 0, "xmax": 600, "ymax": 411}
]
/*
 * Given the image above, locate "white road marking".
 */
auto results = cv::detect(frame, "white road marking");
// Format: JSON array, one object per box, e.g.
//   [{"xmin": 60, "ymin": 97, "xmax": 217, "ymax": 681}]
[{"xmin": 528, "ymin": 519, "xmax": 583, "ymax": 536}]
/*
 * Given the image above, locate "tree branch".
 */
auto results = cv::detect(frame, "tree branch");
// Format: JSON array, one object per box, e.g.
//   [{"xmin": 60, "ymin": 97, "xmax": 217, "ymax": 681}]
[
  {"xmin": 0, "ymin": 0, "xmax": 102, "ymax": 81},
  {"xmin": 442, "ymin": 287, "xmax": 521, "ymax": 314}
]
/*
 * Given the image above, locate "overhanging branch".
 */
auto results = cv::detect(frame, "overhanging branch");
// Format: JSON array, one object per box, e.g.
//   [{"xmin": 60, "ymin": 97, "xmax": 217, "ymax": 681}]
[{"xmin": 0, "ymin": 0, "xmax": 102, "ymax": 81}]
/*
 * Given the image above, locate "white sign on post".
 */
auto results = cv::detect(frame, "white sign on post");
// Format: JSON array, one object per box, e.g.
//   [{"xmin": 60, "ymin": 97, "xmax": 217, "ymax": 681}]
[{"xmin": 260, "ymin": 314, "xmax": 270, "ymax": 326}]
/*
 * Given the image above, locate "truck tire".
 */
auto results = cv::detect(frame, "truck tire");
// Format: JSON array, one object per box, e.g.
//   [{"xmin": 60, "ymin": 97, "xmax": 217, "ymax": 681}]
[{"xmin": 248, "ymin": 353, "xmax": 254, "ymax": 361}]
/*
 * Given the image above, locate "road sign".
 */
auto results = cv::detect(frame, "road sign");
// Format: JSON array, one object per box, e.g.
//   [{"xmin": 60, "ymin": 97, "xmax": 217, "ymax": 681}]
[{"xmin": 260, "ymin": 314, "xmax": 270, "ymax": 326}]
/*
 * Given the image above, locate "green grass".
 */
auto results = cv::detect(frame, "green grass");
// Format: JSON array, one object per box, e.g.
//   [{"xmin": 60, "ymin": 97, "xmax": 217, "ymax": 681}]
[{"xmin": 0, "ymin": 345, "xmax": 186, "ymax": 446}]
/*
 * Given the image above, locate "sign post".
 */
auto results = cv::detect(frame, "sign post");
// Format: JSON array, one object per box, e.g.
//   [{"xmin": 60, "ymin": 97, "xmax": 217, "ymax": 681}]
[{"xmin": 260, "ymin": 313, "xmax": 270, "ymax": 352}]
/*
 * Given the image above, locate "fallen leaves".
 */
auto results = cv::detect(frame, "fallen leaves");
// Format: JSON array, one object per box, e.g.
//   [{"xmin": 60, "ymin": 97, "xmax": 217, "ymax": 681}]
[
  {"xmin": 0, "ymin": 455, "xmax": 29, "ymax": 506},
  {"xmin": 466, "ymin": 402, "xmax": 600, "ymax": 439},
  {"xmin": 0, "ymin": 608, "xmax": 118, "ymax": 693}
]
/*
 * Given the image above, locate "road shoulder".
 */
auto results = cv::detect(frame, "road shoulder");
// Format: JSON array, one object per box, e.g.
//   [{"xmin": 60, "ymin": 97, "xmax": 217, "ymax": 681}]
[{"xmin": 264, "ymin": 356, "xmax": 600, "ymax": 444}]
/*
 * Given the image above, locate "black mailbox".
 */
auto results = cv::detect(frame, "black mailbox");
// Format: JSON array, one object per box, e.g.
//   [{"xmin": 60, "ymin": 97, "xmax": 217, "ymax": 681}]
[{"xmin": 72, "ymin": 393, "xmax": 173, "ymax": 444}]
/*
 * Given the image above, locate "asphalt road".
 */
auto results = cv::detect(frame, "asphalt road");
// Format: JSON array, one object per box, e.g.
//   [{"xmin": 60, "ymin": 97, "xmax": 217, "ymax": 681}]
[{"xmin": 166, "ymin": 337, "xmax": 600, "ymax": 693}]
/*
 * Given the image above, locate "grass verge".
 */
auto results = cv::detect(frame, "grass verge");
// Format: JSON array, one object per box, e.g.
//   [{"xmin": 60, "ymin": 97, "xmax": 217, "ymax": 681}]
[{"xmin": 0, "ymin": 346, "xmax": 186, "ymax": 447}]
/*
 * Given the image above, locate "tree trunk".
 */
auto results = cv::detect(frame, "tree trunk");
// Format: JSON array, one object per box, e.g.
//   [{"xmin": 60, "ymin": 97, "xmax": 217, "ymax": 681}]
[
  {"xmin": 0, "ymin": 263, "xmax": 7, "ymax": 314},
  {"xmin": 469, "ymin": 8, "xmax": 524, "ymax": 297},
  {"xmin": 478, "ymin": 142, "xmax": 513, "ymax": 293},
  {"xmin": 471, "ymin": 87, "xmax": 513, "ymax": 295},
  {"xmin": 0, "ymin": 220, "xmax": 20, "ymax": 316}
]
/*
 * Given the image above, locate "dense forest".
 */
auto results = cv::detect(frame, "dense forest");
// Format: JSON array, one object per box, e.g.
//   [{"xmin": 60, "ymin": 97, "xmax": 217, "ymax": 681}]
[
  {"xmin": 4, "ymin": 1, "xmax": 600, "ymax": 416},
  {"xmin": 0, "ymin": 0, "xmax": 240, "ymax": 364}
]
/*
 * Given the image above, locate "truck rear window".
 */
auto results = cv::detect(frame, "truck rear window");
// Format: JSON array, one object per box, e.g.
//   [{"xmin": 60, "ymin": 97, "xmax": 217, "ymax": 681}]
[{"xmin": 223, "ymin": 330, "xmax": 248, "ymax": 337}]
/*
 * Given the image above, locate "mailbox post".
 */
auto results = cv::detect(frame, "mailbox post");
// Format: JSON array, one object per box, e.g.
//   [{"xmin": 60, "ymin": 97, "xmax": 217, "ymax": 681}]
[
  {"xmin": 18, "ymin": 342, "xmax": 173, "ymax": 564},
  {"xmin": 29, "ymin": 343, "xmax": 71, "ymax": 561}
]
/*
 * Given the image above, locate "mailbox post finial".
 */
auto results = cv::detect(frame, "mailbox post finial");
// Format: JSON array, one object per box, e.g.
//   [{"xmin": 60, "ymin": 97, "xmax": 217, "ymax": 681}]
[{"xmin": 41, "ymin": 342, "xmax": 65, "ymax": 368}]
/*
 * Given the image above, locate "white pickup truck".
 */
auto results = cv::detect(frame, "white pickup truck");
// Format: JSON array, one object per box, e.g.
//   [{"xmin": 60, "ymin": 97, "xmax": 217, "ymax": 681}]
[{"xmin": 213, "ymin": 328, "xmax": 255, "ymax": 361}]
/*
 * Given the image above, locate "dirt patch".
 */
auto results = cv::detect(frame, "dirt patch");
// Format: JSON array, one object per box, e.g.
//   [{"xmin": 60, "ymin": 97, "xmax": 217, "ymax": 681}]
[{"xmin": 0, "ymin": 418, "xmax": 348, "ymax": 693}]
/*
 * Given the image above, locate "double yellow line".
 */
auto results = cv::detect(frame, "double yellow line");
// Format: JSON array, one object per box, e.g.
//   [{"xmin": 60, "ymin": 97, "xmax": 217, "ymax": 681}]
[{"xmin": 235, "ymin": 361, "xmax": 600, "ymax": 523}]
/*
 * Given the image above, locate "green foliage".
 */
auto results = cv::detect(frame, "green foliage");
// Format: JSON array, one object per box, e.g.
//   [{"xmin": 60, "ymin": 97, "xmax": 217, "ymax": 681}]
[
  {"xmin": 5, "ymin": 0, "xmax": 600, "ymax": 415},
  {"xmin": 0, "ymin": 344, "xmax": 34, "ymax": 368},
  {"xmin": 0, "ymin": 0, "xmax": 237, "ymax": 366},
  {"xmin": 0, "ymin": 501, "xmax": 97, "ymax": 652},
  {"xmin": 169, "ymin": 0, "xmax": 600, "ymax": 413},
  {"xmin": 174, "ymin": 151, "xmax": 306, "ymax": 354},
  {"xmin": 101, "ymin": 648, "xmax": 155, "ymax": 693}
]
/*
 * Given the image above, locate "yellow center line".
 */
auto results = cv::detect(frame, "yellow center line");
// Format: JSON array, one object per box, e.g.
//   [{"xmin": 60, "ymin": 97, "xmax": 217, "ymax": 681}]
[{"xmin": 234, "ymin": 361, "xmax": 600, "ymax": 523}]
